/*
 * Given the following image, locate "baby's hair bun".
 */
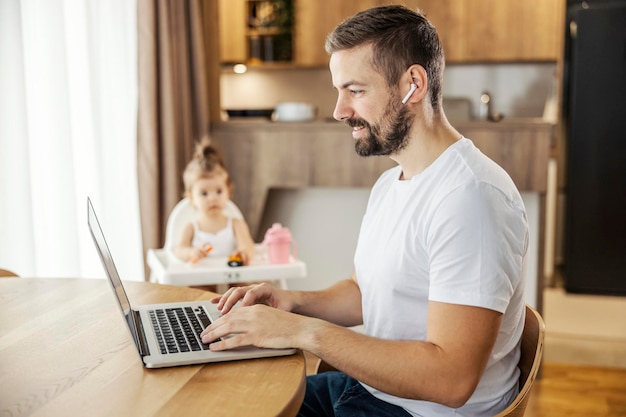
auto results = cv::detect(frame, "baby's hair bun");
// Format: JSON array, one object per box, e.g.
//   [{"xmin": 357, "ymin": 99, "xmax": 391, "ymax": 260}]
[{"xmin": 201, "ymin": 145, "xmax": 218, "ymax": 159}]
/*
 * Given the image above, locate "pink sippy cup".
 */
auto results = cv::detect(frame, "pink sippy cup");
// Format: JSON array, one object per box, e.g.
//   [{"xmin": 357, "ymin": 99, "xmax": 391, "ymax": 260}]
[{"xmin": 263, "ymin": 223, "xmax": 297, "ymax": 264}]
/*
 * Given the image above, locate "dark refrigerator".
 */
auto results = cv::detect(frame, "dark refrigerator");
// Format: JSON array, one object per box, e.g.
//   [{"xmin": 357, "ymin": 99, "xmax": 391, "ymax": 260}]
[{"xmin": 563, "ymin": 0, "xmax": 626, "ymax": 295}]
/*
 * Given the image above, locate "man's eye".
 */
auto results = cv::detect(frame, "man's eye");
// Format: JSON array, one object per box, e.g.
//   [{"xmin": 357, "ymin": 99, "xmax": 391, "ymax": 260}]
[{"xmin": 350, "ymin": 89, "xmax": 364, "ymax": 96}]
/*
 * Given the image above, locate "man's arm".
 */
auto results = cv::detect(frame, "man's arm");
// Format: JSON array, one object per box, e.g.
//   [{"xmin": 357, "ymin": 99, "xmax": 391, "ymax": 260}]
[
  {"xmin": 303, "ymin": 301, "xmax": 501, "ymax": 408},
  {"xmin": 290, "ymin": 274, "xmax": 363, "ymax": 327}
]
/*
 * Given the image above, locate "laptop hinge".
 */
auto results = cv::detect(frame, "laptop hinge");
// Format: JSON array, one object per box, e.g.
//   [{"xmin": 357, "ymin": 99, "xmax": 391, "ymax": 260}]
[{"xmin": 129, "ymin": 309, "xmax": 150, "ymax": 357}]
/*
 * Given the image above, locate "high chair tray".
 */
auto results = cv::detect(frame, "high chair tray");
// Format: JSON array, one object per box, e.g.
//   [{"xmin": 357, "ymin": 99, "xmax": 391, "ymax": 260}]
[{"xmin": 147, "ymin": 249, "xmax": 307, "ymax": 286}]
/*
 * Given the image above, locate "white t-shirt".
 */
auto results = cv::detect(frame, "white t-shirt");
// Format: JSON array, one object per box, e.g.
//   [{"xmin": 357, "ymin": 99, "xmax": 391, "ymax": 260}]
[
  {"xmin": 191, "ymin": 217, "xmax": 237, "ymax": 256},
  {"xmin": 354, "ymin": 138, "xmax": 528, "ymax": 417}
]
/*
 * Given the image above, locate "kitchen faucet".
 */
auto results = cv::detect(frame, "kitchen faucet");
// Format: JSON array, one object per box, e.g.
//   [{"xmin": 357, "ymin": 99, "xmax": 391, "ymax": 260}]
[{"xmin": 479, "ymin": 91, "xmax": 504, "ymax": 122}]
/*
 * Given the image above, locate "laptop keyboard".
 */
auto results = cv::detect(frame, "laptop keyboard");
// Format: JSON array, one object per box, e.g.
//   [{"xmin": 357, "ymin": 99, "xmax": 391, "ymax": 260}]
[{"xmin": 148, "ymin": 306, "xmax": 215, "ymax": 354}]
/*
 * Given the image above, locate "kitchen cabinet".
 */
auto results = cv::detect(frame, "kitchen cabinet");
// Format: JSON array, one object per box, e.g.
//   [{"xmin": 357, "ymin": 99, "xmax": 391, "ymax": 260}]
[
  {"xmin": 293, "ymin": 0, "xmax": 466, "ymax": 65},
  {"xmin": 218, "ymin": 0, "xmax": 247, "ymax": 63},
  {"xmin": 219, "ymin": 0, "xmax": 296, "ymax": 65},
  {"xmin": 218, "ymin": 0, "xmax": 376, "ymax": 66},
  {"xmin": 219, "ymin": 0, "xmax": 564, "ymax": 66},
  {"xmin": 246, "ymin": 0, "xmax": 295, "ymax": 63},
  {"xmin": 293, "ymin": 0, "xmax": 380, "ymax": 66},
  {"xmin": 454, "ymin": 0, "xmax": 563, "ymax": 62},
  {"xmin": 412, "ymin": 0, "xmax": 466, "ymax": 62},
  {"xmin": 366, "ymin": 0, "xmax": 563, "ymax": 63}
]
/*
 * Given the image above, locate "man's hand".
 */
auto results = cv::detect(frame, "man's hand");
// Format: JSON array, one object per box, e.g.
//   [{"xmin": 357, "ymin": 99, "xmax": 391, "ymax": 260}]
[
  {"xmin": 200, "ymin": 304, "xmax": 318, "ymax": 350},
  {"xmin": 211, "ymin": 282, "xmax": 293, "ymax": 315}
]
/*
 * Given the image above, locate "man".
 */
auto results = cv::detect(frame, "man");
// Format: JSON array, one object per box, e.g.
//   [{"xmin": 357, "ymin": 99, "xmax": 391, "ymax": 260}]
[{"xmin": 201, "ymin": 5, "xmax": 528, "ymax": 416}]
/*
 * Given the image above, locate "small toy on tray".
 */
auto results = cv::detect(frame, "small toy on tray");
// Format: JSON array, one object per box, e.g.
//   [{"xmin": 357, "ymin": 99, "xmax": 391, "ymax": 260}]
[{"xmin": 227, "ymin": 253, "xmax": 244, "ymax": 267}]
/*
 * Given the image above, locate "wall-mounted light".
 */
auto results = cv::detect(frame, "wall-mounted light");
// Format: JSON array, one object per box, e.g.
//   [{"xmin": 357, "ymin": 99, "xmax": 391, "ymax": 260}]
[{"xmin": 233, "ymin": 64, "xmax": 248, "ymax": 74}]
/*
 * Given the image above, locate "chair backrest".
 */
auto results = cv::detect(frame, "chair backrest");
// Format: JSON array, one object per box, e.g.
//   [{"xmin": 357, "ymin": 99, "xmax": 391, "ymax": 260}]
[
  {"xmin": 162, "ymin": 198, "xmax": 243, "ymax": 251},
  {"xmin": 494, "ymin": 305, "xmax": 545, "ymax": 417},
  {"xmin": 0, "ymin": 268, "xmax": 19, "ymax": 277}
]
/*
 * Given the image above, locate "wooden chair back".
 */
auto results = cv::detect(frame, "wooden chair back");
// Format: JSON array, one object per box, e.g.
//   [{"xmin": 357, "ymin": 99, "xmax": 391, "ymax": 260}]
[
  {"xmin": 0, "ymin": 268, "xmax": 19, "ymax": 277},
  {"xmin": 494, "ymin": 305, "xmax": 545, "ymax": 417}
]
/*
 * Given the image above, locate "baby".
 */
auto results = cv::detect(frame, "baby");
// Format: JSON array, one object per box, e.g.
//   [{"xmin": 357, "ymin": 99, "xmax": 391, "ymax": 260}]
[{"xmin": 174, "ymin": 142, "xmax": 255, "ymax": 266}]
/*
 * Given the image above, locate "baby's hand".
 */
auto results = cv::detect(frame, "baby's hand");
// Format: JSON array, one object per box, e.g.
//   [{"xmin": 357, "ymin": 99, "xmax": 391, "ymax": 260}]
[
  {"xmin": 233, "ymin": 249, "xmax": 253, "ymax": 266},
  {"xmin": 231, "ymin": 246, "xmax": 255, "ymax": 266},
  {"xmin": 189, "ymin": 247, "xmax": 208, "ymax": 264}
]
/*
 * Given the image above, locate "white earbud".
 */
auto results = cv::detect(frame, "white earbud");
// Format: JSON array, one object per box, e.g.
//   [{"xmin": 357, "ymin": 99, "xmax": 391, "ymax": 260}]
[{"xmin": 401, "ymin": 83, "xmax": 418, "ymax": 104}]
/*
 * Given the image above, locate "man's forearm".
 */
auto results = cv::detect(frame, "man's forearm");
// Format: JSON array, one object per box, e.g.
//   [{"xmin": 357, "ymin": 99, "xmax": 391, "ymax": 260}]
[{"xmin": 290, "ymin": 277, "xmax": 363, "ymax": 327}]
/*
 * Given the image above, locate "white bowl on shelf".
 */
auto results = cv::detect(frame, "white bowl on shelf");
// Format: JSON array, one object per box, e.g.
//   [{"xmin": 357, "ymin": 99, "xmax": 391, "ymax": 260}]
[{"xmin": 272, "ymin": 102, "xmax": 316, "ymax": 122}]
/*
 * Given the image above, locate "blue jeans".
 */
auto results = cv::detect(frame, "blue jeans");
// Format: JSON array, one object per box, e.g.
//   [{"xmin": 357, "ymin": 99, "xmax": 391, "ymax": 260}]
[{"xmin": 298, "ymin": 372, "xmax": 413, "ymax": 417}]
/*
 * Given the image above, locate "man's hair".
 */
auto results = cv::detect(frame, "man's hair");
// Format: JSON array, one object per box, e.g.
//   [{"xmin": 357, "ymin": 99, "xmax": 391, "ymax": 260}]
[{"xmin": 325, "ymin": 5, "xmax": 444, "ymax": 109}]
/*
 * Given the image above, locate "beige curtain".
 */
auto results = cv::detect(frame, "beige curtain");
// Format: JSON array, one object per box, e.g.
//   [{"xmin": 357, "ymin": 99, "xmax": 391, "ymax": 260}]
[{"xmin": 137, "ymin": 0, "xmax": 210, "ymax": 280}]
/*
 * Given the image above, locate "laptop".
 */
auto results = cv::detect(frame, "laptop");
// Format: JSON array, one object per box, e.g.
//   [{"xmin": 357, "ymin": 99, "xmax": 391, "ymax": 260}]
[{"xmin": 87, "ymin": 197, "xmax": 296, "ymax": 368}]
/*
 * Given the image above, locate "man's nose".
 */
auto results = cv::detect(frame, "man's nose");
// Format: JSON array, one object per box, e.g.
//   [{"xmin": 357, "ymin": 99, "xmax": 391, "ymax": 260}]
[{"xmin": 333, "ymin": 95, "xmax": 352, "ymax": 121}]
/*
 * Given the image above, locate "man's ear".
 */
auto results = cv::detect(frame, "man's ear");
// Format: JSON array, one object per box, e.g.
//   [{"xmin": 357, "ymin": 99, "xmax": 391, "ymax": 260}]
[{"xmin": 403, "ymin": 64, "xmax": 428, "ymax": 104}]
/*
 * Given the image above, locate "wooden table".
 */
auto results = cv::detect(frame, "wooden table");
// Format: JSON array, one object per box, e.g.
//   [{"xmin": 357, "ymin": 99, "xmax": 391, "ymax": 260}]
[{"xmin": 0, "ymin": 278, "xmax": 306, "ymax": 417}]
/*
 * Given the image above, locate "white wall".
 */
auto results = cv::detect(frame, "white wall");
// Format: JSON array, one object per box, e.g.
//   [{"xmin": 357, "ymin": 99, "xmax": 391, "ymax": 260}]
[{"xmin": 443, "ymin": 64, "xmax": 557, "ymax": 119}]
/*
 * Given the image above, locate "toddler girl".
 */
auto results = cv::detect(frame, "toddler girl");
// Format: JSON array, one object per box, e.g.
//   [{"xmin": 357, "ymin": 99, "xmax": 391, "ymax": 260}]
[{"xmin": 174, "ymin": 142, "xmax": 255, "ymax": 266}]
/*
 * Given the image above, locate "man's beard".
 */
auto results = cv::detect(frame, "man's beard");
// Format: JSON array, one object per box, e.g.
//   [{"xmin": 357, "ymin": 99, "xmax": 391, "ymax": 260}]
[{"xmin": 347, "ymin": 97, "xmax": 413, "ymax": 157}]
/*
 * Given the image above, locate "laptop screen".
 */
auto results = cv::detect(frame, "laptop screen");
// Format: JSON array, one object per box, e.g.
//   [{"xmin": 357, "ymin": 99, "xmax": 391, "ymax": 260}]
[{"xmin": 87, "ymin": 198, "xmax": 132, "ymax": 317}]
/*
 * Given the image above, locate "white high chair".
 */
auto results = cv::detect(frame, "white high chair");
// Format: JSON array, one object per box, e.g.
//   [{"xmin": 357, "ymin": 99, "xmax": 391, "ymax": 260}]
[
  {"xmin": 147, "ymin": 198, "xmax": 305, "ymax": 289},
  {"xmin": 161, "ymin": 198, "xmax": 243, "ymax": 252}
]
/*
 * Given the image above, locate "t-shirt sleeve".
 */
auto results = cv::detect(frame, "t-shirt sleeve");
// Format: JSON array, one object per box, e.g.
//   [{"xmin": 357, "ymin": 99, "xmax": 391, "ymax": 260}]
[{"xmin": 426, "ymin": 181, "xmax": 528, "ymax": 313}]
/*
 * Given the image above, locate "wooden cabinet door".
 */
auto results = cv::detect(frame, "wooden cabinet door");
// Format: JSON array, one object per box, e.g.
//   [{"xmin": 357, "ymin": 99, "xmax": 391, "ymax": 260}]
[
  {"xmin": 511, "ymin": 0, "xmax": 563, "ymax": 61},
  {"xmin": 463, "ymin": 0, "xmax": 562, "ymax": 62},
  {"xmin": 400, "ymin": 0, "xmax": 562, "ymax": 62},
  {"xmin": 409, "ymin": 0, "xmax": 466, "ymax": 62},
  {"xmin": 294, "ymin": 0, "xmax": 381, "ymax": 67},
  {"xmin": 219, "ymin": 0, "xmax": 247, "ymax": 63}
]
